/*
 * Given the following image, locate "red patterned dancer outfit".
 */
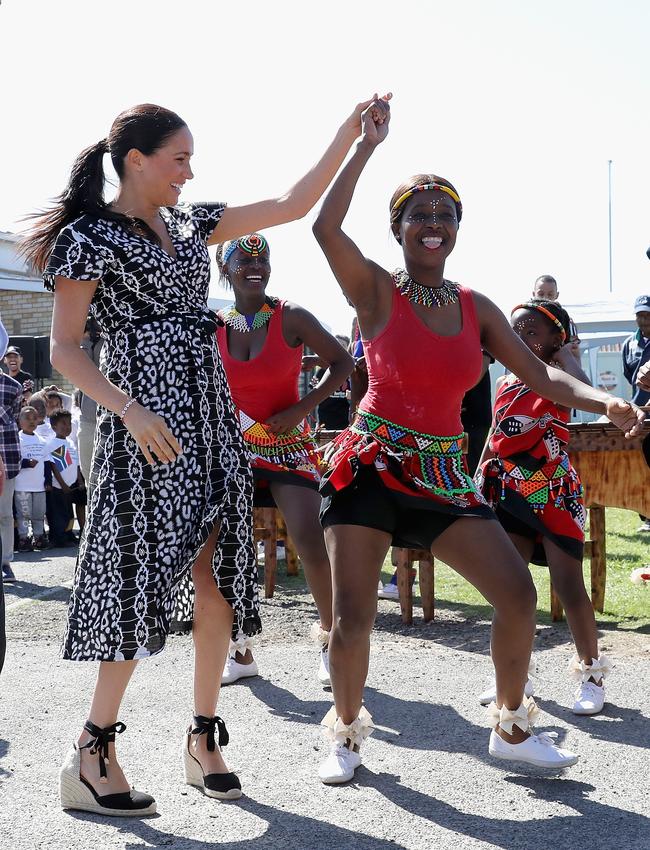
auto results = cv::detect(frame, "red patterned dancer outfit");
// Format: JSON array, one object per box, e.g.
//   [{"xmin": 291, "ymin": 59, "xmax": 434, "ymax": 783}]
[
  {"xmin": 479, "ymin": 374, "xmax": 585, "ymax": 563},
  {"xmin": 321, "ymin": 284, "xmax": 493, "ymax": 522},
  {"xmin": 217, "ymin": 300, "xmax": 322, "ymax": 506}
]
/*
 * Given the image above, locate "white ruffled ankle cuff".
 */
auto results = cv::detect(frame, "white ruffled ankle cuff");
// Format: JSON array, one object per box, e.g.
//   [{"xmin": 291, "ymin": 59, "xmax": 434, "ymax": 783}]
[
  {"xmin": 487, "ymin": 696, "xmax": 540, "ymax": 735},
  {"xmin": 568, "ymin": 654, "xmax": 612, "ymax": 684},
  {"xmin": 228, "ymin": 635, "xmax": 256, "ymax": 659},
  {"xmin": 310, "ymin": 623, "xmax": 330, "ymax": 647},
  {"xmin": 321, "ymin": 706, "xmax": 374, "ymax": 748}
]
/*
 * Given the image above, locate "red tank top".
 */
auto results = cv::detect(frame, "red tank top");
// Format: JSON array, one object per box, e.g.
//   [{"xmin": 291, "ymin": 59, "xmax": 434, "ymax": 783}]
[
  {"xmin": 359, "ymin": 285, "xmax": 483, "ymax": 435},
  {"xmin": 217, "ymin": 301, "xmax": 302, "ymax": 423}
]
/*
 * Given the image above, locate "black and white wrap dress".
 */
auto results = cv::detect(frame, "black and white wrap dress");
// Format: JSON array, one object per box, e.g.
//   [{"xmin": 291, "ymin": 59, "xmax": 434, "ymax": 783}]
[{"xmin": 44, "ymin": 202, "xmax": 261, "ymax": 661}]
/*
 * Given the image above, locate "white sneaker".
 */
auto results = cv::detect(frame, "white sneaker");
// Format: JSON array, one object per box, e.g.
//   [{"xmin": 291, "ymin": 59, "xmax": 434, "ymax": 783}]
[
  {"xmin": 318, "ymin": 744, "xmax": 362, "ymax": 784},
  {"xmin": 488, "ymin": 729, "xmax": 578, "ymax": 768},
  {"xmin": 377, "ymin": 582, "xmax": 399, "ymax": 600},
  {"xmin": 479, "ymin": 677, "xmax": 535, "ymax": 706},
  {"xmin": 221, "ymin": 656, "xmax": 259, "ymax": 685},
  {"xmin": 572, "ymin": 681, "xmax": 605, "ymax": 715},
  {"xmin": 318, "ymin": 647, "xmax": 331, "ymax": 687}
]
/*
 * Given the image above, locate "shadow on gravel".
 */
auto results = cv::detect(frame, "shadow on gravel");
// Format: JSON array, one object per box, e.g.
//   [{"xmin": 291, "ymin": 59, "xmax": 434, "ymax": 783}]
[
  {"xmin": 2, "ymin": 580, "xmax": 71, "ymax": 604},
  {"xmin": 363, "ymin": 771, "xmax": 650, "ymax": 850},
  {"xmin": 373, "ymin": 607, "xmax": 579, "ymax": 656},
  {"xmin": 111, "ymin": 798, "xmax": 411, "ymax": 850},
  {"xmin": 0, "ymin": 739, "xmax": 9, "ymax": 780},
  {"xmin": 539, "ymin": 699, "xmax": 650, "ymax": 750},
  {"xmin": 246, "ymin": 680, "xmax": 571, "ymax": 766}
]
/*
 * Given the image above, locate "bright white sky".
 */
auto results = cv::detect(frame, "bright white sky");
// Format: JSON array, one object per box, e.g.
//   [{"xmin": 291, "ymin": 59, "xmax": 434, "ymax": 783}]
[{"xmin": 1, "ymin": 0, "xmax": 649, "ymax": 334}]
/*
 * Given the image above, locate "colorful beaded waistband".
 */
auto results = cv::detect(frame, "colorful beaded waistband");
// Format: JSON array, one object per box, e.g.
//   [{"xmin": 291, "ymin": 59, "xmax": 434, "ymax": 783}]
[
  {"xmin": 351, "ymin": 410, "xmax": 464, "ymax": 457},
  {"xmin": 238, "ymin": 413, "xmax": 317, "ymax": 458}
]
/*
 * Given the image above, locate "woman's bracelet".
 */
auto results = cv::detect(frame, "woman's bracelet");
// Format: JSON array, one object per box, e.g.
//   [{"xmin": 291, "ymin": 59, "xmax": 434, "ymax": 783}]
[{"xmin": 119, "ymin": 397, "xmax": 137, "ymax": 420}]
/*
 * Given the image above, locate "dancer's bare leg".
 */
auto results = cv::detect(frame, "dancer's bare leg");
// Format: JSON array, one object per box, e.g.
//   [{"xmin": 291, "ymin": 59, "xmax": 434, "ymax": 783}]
[
  {"xmin": 191, "ymin": 524, "xmax": 236, "ymax": 774},
  {"xmin": 543, "ymin": 537, "xmax": 599, "ymax": 665},
  {"xmin": 324, "ymin": 524, "xmax": 391, "ymax": 723},
  {"xmin": 432, "ymin": 517, "xmax": 537, "ymax": 744},
  {"xmin": 78, "ymin": 659, "xmax": 138, "ymax": 794},
  {"xmin": 271, "ymin": 482, "xmax": 333, "ymax": 631}
]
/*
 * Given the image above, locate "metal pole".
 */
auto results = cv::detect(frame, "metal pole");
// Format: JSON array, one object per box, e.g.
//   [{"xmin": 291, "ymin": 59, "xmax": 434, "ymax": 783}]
[{"xmin": 608, "ymin": 159, "xmax": 613, "ymax": 293}]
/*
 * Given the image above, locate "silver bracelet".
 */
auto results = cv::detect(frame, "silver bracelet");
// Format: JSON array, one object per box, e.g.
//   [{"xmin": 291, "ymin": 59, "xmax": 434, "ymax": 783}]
[{"xmin": 119, "ymin": 397, "xmax": 137, "ymax": 420}]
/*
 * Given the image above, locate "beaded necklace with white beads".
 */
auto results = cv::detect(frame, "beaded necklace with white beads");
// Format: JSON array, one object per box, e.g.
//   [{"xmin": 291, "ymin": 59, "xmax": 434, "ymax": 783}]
[
  {"xmin": 393, "ymin": 269, "xmax": 459, "ymax": 308},
  {"xmin": 219, "ymin": 297, "xmax": 279, "ymax": 333}
]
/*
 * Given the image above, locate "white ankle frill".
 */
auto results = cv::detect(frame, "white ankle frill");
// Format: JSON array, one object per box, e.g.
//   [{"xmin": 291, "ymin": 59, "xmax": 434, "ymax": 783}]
[
  {"xmin": 568, "ymin": 654, "xmax": 613, "ymax": 684},
  {"xmin": 310, "ymin": 623, "xmax": 330, "ymax": 648},
  {"xmin": 321, "ymin": 705, "xmax": 374, "ymax": 748},
  {"xmin": 228, "ymin": 634, "xmax": 256, "ymax": 659},
  {"xmin": 487, "ymin": 695, "xmax": 540, "ymax": 735}
]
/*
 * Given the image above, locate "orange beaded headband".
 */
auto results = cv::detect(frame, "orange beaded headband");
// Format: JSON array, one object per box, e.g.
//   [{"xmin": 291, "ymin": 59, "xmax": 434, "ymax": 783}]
[{"xmin": 512, "ymin": 303, "xmax": 567, "ymax": 341}]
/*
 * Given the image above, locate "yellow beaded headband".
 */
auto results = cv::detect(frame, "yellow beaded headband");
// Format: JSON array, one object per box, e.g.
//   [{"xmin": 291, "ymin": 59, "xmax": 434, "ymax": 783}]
[
  {"xmin": 512, "ymin": 303, "xmax": 567, "ymax": 342},
  {"xmin": 390, "ymin": 182, "xmax": 463, "ymax": 222}
]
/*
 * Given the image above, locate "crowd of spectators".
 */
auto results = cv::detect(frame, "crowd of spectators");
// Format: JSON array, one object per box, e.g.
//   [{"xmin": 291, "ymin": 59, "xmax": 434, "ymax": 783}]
[{"xmin": 0, "ymin": 329, "xmax": 85, "ymax": 584}]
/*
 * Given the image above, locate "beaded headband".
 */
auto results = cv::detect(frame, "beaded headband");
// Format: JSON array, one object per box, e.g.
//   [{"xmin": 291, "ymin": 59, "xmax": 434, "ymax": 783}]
[
  {"xmin": 390, "ymin": 182, "xmax": 463, "ymax": 223},
  {"xmin": 512, "ymin": 303, "xmax": 567, "ymax": 342},
  {"xmin": 222, "ymin": 233, "xmax": 269, "ymax": 264}
]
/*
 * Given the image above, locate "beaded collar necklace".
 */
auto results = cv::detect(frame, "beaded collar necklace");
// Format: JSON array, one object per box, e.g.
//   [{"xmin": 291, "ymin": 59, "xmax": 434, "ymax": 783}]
[
  {"xmin": 393, "ymin": 269, "xmax": 459, "ymax": 308},
  {"xmin": 219, "ymin": 297, "xmax": 278, "ymax": 333}
]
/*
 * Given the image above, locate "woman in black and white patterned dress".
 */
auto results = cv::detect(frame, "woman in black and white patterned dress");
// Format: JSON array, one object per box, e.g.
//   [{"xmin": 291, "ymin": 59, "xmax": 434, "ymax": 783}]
[{"xmin": 22, "ymin": 99, "xmax": 378, "ymax": 816}]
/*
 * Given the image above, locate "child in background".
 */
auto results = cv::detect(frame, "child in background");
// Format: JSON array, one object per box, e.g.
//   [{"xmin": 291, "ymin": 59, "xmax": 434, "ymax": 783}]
[
  {"xmin": 32, "ymin": 391, "xmax": 63, "ymax": 442},
  {"xmin": 14, "ymin": 406, "xmax": 51, "ymax": 551},
  {"xmin": 44, "ymin": 410, "xmax": 86, "ymax": 547},
  {"xmin": 478, "ymin": 299, "xmax": 611, "ymax": 715}
]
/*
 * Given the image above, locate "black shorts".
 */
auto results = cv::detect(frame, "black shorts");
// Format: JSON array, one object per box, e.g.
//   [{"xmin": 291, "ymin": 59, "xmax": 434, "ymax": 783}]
[{"xmin": 320, "ymin": 464, "xmax": 494, "ymax": 551}]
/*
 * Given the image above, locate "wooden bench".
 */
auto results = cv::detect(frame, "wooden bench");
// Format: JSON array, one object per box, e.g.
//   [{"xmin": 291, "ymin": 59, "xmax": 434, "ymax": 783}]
[{"xmin": 253, "ymin": 507, "xmax": 299, "ymax": 598}]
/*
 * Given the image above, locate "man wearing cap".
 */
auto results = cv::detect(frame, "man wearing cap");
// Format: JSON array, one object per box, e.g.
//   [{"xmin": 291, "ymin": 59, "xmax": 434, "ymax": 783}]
[
  {"xmin": 622, "ymin": 295, "xmax": 650, "ymax": 531},
  {"xmin": 3, "ymin": 346, "xmax": 32, "ymax": 388},
  {"xmin": 622, "ymin": 295, "xmax": 650, "ymax": 406}
]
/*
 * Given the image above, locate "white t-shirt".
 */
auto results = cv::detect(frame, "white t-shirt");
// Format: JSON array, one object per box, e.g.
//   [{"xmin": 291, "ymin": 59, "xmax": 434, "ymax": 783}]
[
  {"xmin": 15, "ymin": 432, "xmax": 48, "ymax": 492},
  {"xmin": 44, "ymin": 436, "xmax": 79, "ymax": 488}
]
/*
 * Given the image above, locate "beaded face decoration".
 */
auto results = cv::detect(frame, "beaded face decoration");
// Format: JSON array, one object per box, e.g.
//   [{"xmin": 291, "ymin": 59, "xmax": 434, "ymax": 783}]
[
  {"xmin": 390, "ymin": 182, "xmax": 463, "ymax": 225},
  {"xmin": 393, "ymin": 269, "xmax": 460, "ymax": 309},
  {"xmin": 512, "ymin": 303, "xmax": 567, "ymax": 342},
  {"xmin": 223, "ymin": 233, "xmax": 269, "ymax": 265}
]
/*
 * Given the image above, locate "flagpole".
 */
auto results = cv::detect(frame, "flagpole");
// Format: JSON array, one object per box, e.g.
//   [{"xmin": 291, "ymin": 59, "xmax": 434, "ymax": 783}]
[{"xmin": 608, "ymin": 159, "xmax": 613, "ymax": 293}]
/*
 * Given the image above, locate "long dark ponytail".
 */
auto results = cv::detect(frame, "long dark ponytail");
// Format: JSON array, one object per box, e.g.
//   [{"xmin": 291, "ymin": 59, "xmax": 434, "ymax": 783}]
[{"xmin": 21, "ymin": 103, "xmax": 187, "ymax": 272}]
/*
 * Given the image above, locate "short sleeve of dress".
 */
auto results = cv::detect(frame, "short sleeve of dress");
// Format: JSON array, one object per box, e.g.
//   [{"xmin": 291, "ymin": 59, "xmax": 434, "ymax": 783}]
[
  {"xmin": 191, "ymin": 202, "xmax": 227, "ymax": 243},
  {"xmin": 43, "ymin": 218, "xmax": 110, "ymax": 292}
]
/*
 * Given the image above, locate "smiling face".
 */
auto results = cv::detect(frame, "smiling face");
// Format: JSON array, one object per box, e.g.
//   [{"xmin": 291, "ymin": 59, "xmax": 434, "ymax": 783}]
[
  {"xmin": 397, "ymin": 189, "xmax": 459, "ymax": 270},
  {"xmin": 137, "ymin": 125, "xmax": 195, "ymax": 207},
  {"xmin": 4, "ymin": 351, "xmax": 22, "ymax": 375},
  {"xmin": 226, "ymin": 244, "xmax": 272, "ymax": 298},
  {"xmin": 511, "ymin": 308, "xmax": 561, "ymax": 362}
]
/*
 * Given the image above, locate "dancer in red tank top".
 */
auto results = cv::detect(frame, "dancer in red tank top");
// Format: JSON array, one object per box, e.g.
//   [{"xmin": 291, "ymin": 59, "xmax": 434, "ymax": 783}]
[
  {"xmin": 215, "ymin": 233, "xmax": 352, "ymax": 685},
  {"xmin": 311, "ymin": 95, "xmax": 644, "ymax": 784}
]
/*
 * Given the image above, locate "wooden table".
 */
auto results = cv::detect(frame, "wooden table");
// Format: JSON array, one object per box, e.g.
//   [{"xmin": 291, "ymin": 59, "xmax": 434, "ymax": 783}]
[{"xmin": 565, "ymin": 421, "xmax": 650, "ymax": 617}]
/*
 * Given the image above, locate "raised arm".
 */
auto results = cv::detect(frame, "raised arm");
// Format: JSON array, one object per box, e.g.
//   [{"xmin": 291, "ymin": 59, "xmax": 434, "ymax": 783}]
[
  {"xmin": 312, "ymin": 98, "xmax": 393, "ymax": 316},
  {"xmin": 208, "ymin": 97, "xmax": 381, "ymax": 244},
  {"xmin": 50, "ymin": 278, "xmax": 181, "ymax": 465},
  {"xmin": 475, "ymin": 293, "xmax": 645, "ymax": 436}
]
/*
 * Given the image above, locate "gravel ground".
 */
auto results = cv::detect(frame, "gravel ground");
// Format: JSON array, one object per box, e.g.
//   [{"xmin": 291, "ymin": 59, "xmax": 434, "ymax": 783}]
[{"xmin": 1, "ymin": 549, "xmax": 649, "ymax": 850}]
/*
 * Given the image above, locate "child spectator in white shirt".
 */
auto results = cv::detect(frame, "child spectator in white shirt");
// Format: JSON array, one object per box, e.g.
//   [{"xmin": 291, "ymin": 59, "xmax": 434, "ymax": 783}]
[
  {"xmin": 44, "ymin": 410, "xmax": 86, "ymax": 547},
  {"xmin": 14, "ymin": 406, "xmax": 51, "ymax": 551}
]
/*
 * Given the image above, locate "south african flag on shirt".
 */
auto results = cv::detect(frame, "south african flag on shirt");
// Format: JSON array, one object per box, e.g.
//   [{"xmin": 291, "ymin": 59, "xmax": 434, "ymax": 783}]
[{"xmin": 49, "ymin": 443, "xmax": 73, "ymax": 472}]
